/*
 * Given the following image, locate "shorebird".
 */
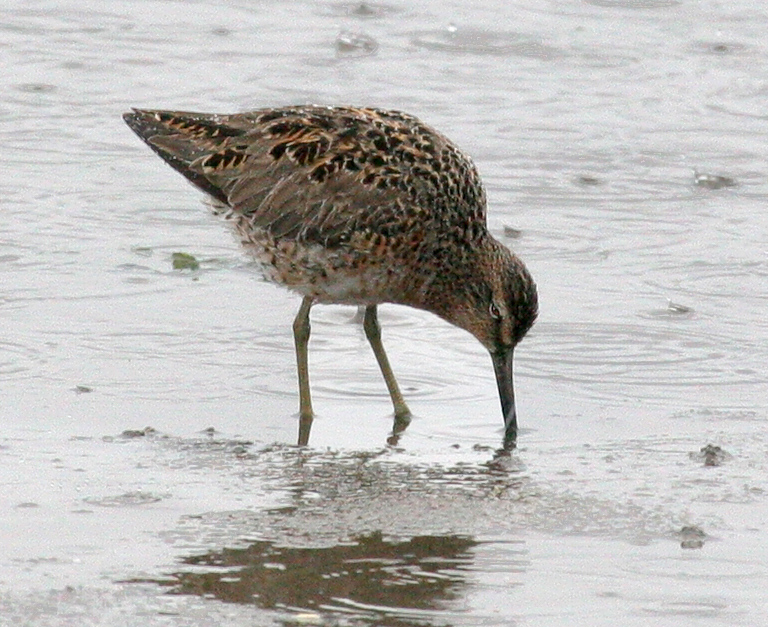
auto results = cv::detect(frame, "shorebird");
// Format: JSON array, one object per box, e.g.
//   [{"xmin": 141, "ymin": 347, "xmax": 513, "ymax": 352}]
[{"xmin": 123, "ymin": 106, "xmax": 538, "ymax": 446}]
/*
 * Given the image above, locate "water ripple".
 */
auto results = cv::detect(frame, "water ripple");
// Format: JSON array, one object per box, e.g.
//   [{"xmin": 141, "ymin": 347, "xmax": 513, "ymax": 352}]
[
  {"xmin": 411, "ymin": 27, "xmax": 561, "ymax": 59},
  {"xmin": 0, "ymin": 340, "xmax": 44, "ymax": 380},
  {"xmin": 644, "ymin": 260, "xmax": 768, "ymax": 302},
  {"xmin": 584, "ymin": 0, "xmax": 681, "ymax": 8},
  {"xmin": 323, "ymin": 1, "xmax": 401, "ymax": 18},
  {"xmin": 521, "ymin": 322, "xmax": 768, "ymax": 393}
]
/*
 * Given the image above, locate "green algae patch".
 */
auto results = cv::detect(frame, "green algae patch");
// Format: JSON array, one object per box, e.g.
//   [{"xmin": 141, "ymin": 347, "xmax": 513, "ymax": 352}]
[{"xmin": 172, "ymin": 252, "xmax": 200, "ymax": 271}]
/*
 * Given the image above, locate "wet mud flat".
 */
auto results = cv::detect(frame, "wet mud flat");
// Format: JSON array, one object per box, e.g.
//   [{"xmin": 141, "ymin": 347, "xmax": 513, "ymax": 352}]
[{"xmin": 2, "ymin": 414, "xmax": 766, "ymax": 626}]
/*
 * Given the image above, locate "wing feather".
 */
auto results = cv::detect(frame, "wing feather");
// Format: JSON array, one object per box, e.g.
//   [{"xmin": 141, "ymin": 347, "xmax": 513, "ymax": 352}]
[{"xmin": 123, "ymin": 106, "xmax": 486, "ymax": 246}]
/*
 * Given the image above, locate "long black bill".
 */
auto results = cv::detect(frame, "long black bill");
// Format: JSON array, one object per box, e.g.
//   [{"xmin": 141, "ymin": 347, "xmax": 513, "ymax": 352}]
[{"xmin": 491, "ymin": 347, "xmax": 517, "ymax": 446}]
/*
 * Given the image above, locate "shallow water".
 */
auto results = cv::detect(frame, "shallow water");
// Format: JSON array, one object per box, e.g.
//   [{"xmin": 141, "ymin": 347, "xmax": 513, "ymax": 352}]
[{"xmin": 2, "ymin": 0, "xmax": 768, "ymax": 625}]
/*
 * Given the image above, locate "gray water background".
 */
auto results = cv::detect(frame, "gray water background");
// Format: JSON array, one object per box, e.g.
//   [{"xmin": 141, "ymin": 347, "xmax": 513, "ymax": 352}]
[{"xmin": 1, "ymin": 0, "xmax": 767, "ymax": 625}]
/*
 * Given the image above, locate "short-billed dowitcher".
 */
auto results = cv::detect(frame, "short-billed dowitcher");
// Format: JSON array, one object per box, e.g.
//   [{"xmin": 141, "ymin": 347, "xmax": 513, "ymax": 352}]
[{"xmin": 124, "ymin": 106, "xmax": 538, "ymax": 446}]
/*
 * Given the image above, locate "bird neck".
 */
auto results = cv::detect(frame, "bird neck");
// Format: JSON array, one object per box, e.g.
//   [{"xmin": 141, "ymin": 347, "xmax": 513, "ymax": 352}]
[{"xmin": 405, "ymin": 233, "xmax": 500, "ymax": 327}]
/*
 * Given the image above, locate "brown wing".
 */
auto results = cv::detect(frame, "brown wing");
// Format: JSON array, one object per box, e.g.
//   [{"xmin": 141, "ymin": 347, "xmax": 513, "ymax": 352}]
[{"xmin": 123, "ymin": 106, "xmax": 486, "ymax": 246}]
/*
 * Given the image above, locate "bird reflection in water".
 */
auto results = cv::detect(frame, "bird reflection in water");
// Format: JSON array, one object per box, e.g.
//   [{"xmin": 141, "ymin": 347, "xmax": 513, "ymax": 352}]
[{"xmin": 130, "ymin": 532, "xmax": 479, "ymax": 626}]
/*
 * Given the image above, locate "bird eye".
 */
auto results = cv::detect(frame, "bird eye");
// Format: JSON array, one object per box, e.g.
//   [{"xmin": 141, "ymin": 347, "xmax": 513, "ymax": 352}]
[{"xmin": 489, "ymin": 302, "xmax": 501, "ymax": 320}]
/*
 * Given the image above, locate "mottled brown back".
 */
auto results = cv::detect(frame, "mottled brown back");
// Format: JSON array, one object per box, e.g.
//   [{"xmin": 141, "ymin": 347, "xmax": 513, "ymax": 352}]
[{"xmin": 123, "ymin": 106, "xmax": 488, "ymax": 249}]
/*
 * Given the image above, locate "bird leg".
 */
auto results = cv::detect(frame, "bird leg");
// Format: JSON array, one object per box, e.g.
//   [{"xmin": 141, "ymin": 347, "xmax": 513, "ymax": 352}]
[
  {"xmin": 363, "ymin": 305, "xmax": 412, "ymax": 422},
  {"xmin": 293, "ymin": 297, "xmax": 314, "ymax": 425}
]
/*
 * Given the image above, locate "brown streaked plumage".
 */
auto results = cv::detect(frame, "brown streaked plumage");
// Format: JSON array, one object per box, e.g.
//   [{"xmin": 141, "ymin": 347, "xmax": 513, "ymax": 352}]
[{"xmin": 123, "ymin": 105, "xmax": 538, "ymax": 447}]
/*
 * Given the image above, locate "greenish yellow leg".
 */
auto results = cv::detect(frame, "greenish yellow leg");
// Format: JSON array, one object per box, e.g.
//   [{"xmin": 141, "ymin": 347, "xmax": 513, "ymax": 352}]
[
  {"xmin": 363, "ymin": 305, "xmax": 412, "ymax": 421},
  {"xmin": 293, "ymin": 297, "xmax": 314, "ymax": 421}
]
